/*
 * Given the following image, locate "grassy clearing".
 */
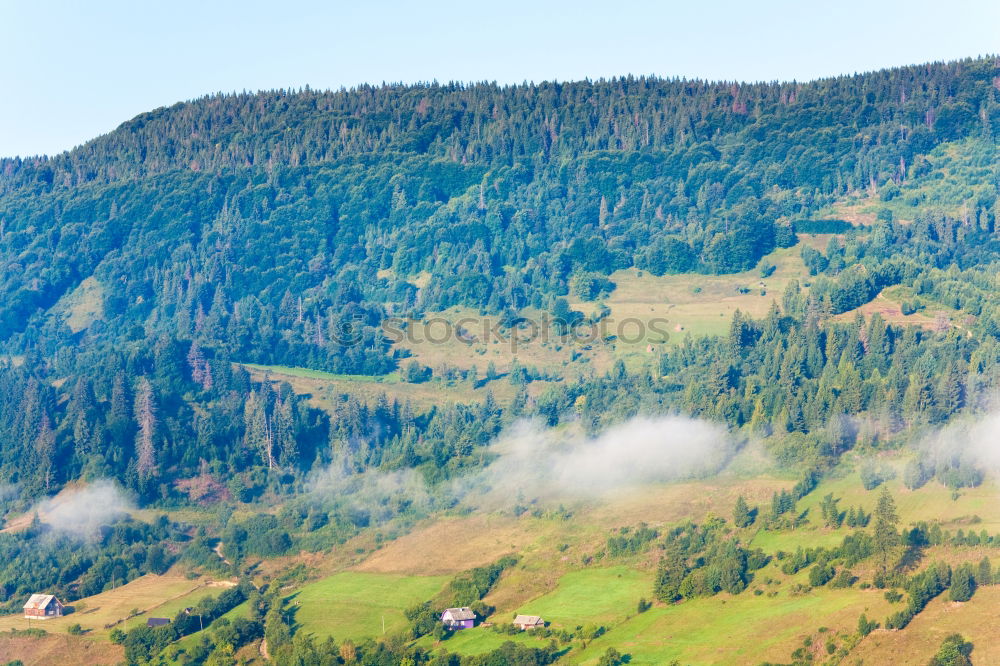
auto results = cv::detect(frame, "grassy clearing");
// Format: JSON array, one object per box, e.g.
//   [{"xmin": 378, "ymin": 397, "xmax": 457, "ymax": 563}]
[
  {"xmin": 241, "ymin": 363, "xmax": 400, "ymax": 383},
  {"xmin": 51, "ymin": 276, "xmax": 105, "ymax": 333},
  {"xmin": 415, "ymin": 567, "xmax": 650, "ymax": 661},
  {"xmin": 395, "ymin": 305, "xmax": 607, "ymax": 376},
  {"xmin": 833, "ymin": 287, "xmax": 956, "ymax": 330},
  {"xmin": 573, "ymin": 585, "xmax": 894, "ymax": 665},
  {"xmin": 145, "ymin": 586, "xmax": 232, "ymax": 625},
  {"xmin": 595, "ymin": 243, "xmax": 808, "ymax": 343},
  {"xmin": 243, "ymin": 239, "xmax": 820, "ymax": 399},
  {"xmin": 418, "ymin": 626, "xmax": 546, "ymax": 657},
  {"xmin": 0, "ymin": 570, "xmax": 211, "ymax": 638},
  {"xmin": 355, "ymin": 476, "xmax": 792, "ymax": 579},
  {"xmin": 0, "ymin": 632, "xmax": 123, "ymax": 665},
  {"xmin": 393, "ymin": 242, "xmax": 815, "ymax": 378},
  {"xmin": 852, "ymin": 585, "xmax": 1000, "ymax": 664},
  {"xmin": 797, "ymin": 463, "xmax": 1000, "ymax": 534},
  {"xmin": 353, "ymin": 514, "xmax": 539, "ymax": 576},
  {"xmin": 796, "ymin": 232, "xmax": 848, "ymax": 250},
  {"xmin": 3, "ymin": 496, "xmax": 213, "ymax": 535},
  {"xmin": 160, "ymin": 599, "xmax": 253, "ymax": 664},
  {"xmin": 513, "ymin": 566, "xmax": 649, "ymax": 629},
  {"xmin": 745, "ymin": 459, "xmax": 1000, "ymax": 554},
  {"xmin": 244, "ymin": 360, "xmax": 530, "ymax": 412},
  {"xmin": 822, "ymin": 139, "xmax": 998, "ymax": 225},
  {"xmin": 584, "ymin": 476, "xmax": 792, "ymax": 531},
  {"xmin": 290, "ymin": 572, "xmax": 449, "ymax": 641},
  {"xmin": 880, "ymin": 285, "xmax": 965, "ymax": 321},
  {"xmin": 750, "ymin": 527, "xmax": 847, "ymax": 553}
]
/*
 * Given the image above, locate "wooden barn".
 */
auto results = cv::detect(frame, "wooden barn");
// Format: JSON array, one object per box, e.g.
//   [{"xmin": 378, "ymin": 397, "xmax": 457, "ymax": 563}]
[
  {"xmin": 147, "ymin": 617, "xmax": 171, "ymax": 628},
  {"xmin": 513, "ymin": 614, "xmax": 545, "ymax": 630},
  {"xmin": 441, "ymin": 607, "xmax": 476, "ymax": 630},
  {"xmin": 23, "ymin": 594, "xmax": 64, "ymax": 619}
]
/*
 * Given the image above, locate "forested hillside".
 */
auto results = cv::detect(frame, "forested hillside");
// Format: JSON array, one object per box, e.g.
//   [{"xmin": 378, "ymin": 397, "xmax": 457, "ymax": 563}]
[
  {"xmin": 0, "ymin": 55, "xmax": 996, "ymax": 468},
  {"xmin": 0, "ymin": 60, "xmax": 998, "ymax": 660},
  {"xmin": 0, "ymin": 57, "xmax": 998, "ymax": 497},
  {"xmin": 3, "ymin": 58, "xmax": 998, "ymax": 350}
]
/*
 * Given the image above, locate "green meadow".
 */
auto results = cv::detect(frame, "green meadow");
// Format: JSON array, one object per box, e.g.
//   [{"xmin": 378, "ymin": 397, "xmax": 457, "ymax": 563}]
[
  {"xmin": 418, "ymin": 627, "xmax": 547, "ymax": 657},
  {"xmin": 512, "ymin": 566, "xmax": 650, "ymax": 629},
  {"xmin": 158, "ymin": 600, "xmax": 253, "ymax": 664},
  {"xmin": 291, "ymin": 572, "xmax": 449, "ymax": 641},
  {"xmin": 241, "ymin": 363, "xmax": 400, "ymax": 383},
  {"xmin": 573, "ymin": 585, "xmax": 895, "ymax": 665}
]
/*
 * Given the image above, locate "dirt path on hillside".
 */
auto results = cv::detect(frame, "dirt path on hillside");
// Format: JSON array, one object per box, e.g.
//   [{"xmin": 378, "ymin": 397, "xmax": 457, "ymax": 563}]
[{"xmin": 213, "ymin": 541, "xmax": 232, "ymax": 565}]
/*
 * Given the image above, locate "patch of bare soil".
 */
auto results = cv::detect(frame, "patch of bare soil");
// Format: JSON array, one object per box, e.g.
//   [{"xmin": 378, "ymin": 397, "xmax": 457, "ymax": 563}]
[{"xmin": 0, "ymin": 633, "xmax": 123, "ymax": 665}]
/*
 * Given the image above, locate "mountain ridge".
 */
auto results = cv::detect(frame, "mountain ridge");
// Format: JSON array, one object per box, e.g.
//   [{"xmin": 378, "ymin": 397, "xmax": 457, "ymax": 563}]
[{"xmin": 3, "ymin": 56, "xmax": 997, "ymax": 192}]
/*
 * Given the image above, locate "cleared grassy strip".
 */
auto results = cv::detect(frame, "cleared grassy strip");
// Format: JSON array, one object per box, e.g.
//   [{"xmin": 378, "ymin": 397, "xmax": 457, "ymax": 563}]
[
  {"xmin": 415, "ymin": 567, "xmax": 648, "ymax": 660},
  {"xmin": 750, "ymin": 527, "xmax": 846, "ymax": 553},
  {"xmin": 290, "ymin": 572, "xmax": 449, "ymax": 641},
  {"xmin": 852, "ymin": 585, "xmax": 1000, "ymax": 664},
  {"xmin": 243, "ymin": 359, "xmax": 527, "ymax": 412},
  {"xmin": 241, "ymin": 363, "xmax": 399, "ymax": 383},
  {"xmin": 797, "ymin": 468, "xmax": 1000, "ymax": 534},
  {"xmin": 161, "ymin": 599, "xmax": 251, "ymax": 664},
  {"xmin": 145, "ymin": 585, "xmax": 235, "ymax": 627},
  {"xmin": 0, "ymin": 571, "xmax": 204, "ymax": 637},
  {"xmin": 593, "ymin": 244, "xmax": 811, "ymax": 348},
  {"xmin": 417, "ymin": 627, "xmax": 546, "ymax": 657},
  {"xmin": 572, "ymin": 586, "xmax": 894, "ymax": 665},
  {"xmin": 512, "ymin": 566, "xmax": 650, "ymax": 629}
]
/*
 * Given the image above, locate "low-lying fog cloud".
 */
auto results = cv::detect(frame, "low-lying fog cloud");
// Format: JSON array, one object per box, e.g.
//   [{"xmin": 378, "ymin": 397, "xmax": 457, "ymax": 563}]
[
  {"xmin": 309, "ymin": 460, "xmax": 431, "ymax": 517},
  {"xmin": 310, "ymin": 414, "xmax": 736, "ymax": 511},
  {"xmin": 918, "ymin": 410, "xmax": 1000, "ymax": 474},
  {"xmin": 466, "ymin": 416, "xmax": 734, "ymax": 502},
  {"xmin": 33, "ymin": 480, "xmax": 133, "ymax": 537}
]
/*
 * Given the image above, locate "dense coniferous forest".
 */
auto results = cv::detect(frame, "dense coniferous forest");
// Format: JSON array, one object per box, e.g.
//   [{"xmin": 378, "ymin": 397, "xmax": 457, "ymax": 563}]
[
  {"xmin": 0, "ymin": 59, "xmax": 998, "ymax": 653},
  {"xmin": 2, "ymin": 58, "xmax": 998, "ymax": 354},
  {"xmin": 0, "ymin": 57, "xmax": 997, "ymax": 496}
]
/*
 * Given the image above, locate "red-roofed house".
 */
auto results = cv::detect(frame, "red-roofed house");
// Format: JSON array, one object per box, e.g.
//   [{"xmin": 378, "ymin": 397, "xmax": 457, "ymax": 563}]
[{"xmin": 23, "ymin": 594, "xmax": 64, "ymax": 619}]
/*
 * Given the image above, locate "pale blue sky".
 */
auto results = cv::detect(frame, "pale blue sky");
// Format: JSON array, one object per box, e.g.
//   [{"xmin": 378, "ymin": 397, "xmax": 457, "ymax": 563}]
[{"xmin": 2, "ymin": 0, "xmax": 998, "ymax": 158}]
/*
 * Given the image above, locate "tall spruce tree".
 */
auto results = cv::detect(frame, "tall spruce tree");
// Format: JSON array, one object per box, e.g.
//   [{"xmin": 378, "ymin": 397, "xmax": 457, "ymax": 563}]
[
  {"xmin": 733, "ymin": 495, "xmax": 753, "ymax": 528},
  {"xmin": 872, "ymin": 486, "xmax": 900, "ymax": 578}
]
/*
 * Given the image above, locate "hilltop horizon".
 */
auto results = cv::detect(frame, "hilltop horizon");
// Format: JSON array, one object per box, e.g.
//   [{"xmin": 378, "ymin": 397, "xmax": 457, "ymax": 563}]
[{"xmin": 4, "ymin": 53, "xmax": 999, "ymax": 160}]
